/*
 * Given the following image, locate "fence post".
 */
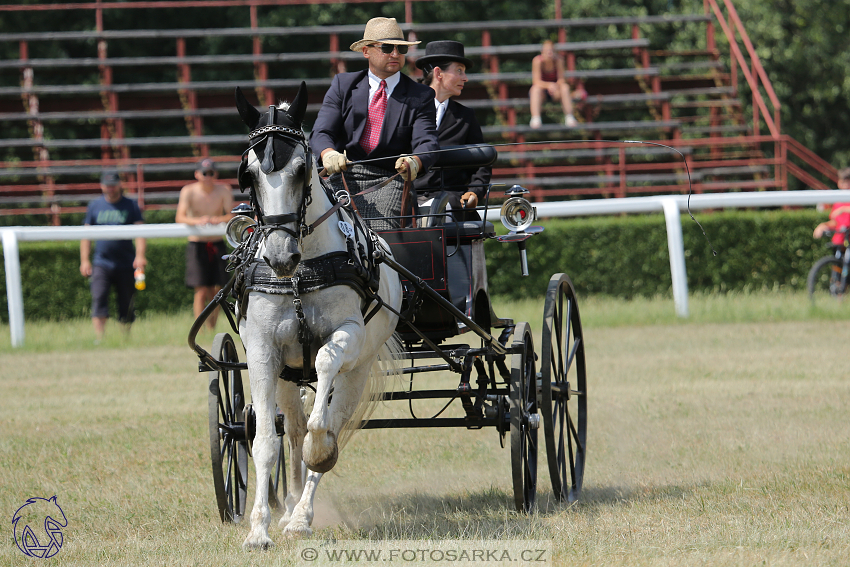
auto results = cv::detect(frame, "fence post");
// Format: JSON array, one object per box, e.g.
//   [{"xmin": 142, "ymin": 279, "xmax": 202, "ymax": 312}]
[
  {"xmin": 661, "ymin": 198, "xmax": 689, "ymax": 318},
  {"xmin": 2, "ymin": 230, "xmax": 25, "ymax": 347}
]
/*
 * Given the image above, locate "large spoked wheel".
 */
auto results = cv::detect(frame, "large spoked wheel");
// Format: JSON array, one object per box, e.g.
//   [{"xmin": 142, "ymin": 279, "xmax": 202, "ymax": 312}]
[
  {"xmin": 208, "ymin": 333, "xmax": 249, "ymax": 523},
  {"xmin": 807, "ymin": 255, "xmax": 847, "ymax": 304},
  {"xmin": 510, "ymin": 321, "xmax": 538, "ymax": 513},
  {"xmin": 540, "ymin": 274, "xmax": 587, "ymax": 503}
]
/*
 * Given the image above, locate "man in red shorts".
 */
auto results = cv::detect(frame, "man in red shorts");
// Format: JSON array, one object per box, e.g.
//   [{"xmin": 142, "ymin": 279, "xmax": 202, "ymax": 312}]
[{"xmin": 175, "ymin": 158, "xmax": 235, "ymax": 330}]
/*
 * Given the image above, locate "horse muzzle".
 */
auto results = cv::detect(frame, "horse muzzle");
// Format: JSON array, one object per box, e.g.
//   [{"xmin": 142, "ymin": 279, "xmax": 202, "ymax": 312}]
[{"xmin": 262, "ymin": 230, "xmax": 302, "ymax": 278}]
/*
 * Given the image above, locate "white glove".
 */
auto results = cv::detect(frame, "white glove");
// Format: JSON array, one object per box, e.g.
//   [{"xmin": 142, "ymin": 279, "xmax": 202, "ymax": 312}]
[
  {"xmin": 395, "ymin": 155, "xmax": 420, "ymax": 181},
  {"xmin": 322, "ymin": 150, "xmax": 349, "ymax": 175}
]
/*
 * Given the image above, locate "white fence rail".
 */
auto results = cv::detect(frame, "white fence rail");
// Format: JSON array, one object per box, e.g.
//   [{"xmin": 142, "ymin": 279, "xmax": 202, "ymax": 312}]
[{"xmin": 4, "ymin": 190, "xmax": 850, "ymax": 347}]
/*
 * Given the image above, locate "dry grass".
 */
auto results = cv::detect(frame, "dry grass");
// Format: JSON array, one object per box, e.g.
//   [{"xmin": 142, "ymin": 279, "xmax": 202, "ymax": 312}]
[{"xmin": 1, "ymin": 292, "xmax": 849, "ymax": 565}]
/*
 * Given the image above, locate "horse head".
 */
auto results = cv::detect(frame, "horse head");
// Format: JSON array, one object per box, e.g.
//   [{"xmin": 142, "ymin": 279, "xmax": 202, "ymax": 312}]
[{"xmin": 236, "ymin": 82, "xmax": 310, "ymax": 278}]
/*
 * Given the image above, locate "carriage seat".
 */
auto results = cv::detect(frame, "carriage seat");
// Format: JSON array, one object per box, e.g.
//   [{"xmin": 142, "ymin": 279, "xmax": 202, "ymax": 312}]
[
  {"xmin": 441, "ymin": 220, "xmax": 496, "ymax": 242},
  {"xmin": 429, "ymin": 144, "xmax": 497, "ymax": 170}
]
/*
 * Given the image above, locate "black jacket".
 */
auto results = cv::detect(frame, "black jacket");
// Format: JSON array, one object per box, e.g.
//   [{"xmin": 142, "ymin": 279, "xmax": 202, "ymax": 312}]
[
  {"xmin": 310, "ymin": 70, "xmax": 439, "ymax": 173},
  {"xmin": 414, "ymin": 98, "xmax": 492, "ymax": 199}
]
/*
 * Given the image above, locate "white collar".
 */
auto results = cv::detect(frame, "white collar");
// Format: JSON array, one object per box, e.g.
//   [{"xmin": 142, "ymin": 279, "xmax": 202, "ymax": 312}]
[{"xmin": 367, "ymin": 70, "xmax": 401, "ymax": 97}]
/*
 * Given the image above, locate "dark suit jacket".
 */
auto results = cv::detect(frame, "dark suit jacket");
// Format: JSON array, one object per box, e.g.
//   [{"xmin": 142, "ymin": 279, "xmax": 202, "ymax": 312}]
[
  {"xmin": 310, "ymin": 70, "xmax": 439, "ymax": 173},
  {"xmin": 414, "ymin": 98, "xmax": 492, "ymax": 200}
]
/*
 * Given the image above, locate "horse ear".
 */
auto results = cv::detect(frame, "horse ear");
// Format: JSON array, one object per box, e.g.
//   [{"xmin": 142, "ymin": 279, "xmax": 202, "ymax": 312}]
[
  {"xmin": 235, "ymin": 87, "xmax": 262, "ymax": 129},
  {"xmin": 287, "ymin": 81, "xmax": 308, "ymax": 125}
]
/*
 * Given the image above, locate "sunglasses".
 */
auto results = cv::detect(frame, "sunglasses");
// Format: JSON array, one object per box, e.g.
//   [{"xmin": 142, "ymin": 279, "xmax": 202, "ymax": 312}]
[{"xmin": 372, "ymin": 43, "xmax": 408, "ymax": 55}]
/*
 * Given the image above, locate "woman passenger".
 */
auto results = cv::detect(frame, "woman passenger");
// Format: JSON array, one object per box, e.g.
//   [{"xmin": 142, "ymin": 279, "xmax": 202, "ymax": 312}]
[{"xmin": 414, "ymin": 40, "xmax": 491, "ymax": 221}]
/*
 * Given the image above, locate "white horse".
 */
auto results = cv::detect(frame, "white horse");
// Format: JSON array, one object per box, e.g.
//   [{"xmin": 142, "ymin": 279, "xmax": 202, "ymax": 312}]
[{"xmin": 233, "ymin": 83, "xmax": 402, "ymax": 548}]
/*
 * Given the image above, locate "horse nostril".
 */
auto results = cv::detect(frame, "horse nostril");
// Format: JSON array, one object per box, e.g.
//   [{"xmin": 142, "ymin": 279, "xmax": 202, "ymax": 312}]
[{"xmin": 291, "ymin": 253, "xmax": 302, "ymax": 265}]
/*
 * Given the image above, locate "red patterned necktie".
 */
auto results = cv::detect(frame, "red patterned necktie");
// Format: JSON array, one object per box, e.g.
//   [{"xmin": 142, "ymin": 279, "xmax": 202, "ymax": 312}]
[{"xmin": 360, "ymin": 79, "xmax": 387, "ymax": 154}]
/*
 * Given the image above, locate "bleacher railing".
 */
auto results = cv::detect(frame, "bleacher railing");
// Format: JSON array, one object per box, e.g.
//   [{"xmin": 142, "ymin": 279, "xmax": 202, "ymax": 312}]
[{"xmin": 0, "ymin": 0, "xmax": 839, "ymax": 221}]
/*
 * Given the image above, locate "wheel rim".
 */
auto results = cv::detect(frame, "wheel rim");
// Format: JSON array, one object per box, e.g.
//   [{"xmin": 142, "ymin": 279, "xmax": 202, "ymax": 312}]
[
  {"xmin": 541, "ymin": 274, "xmax": 587, "ymax": 503},
  {"xmin": 208, "ymin": 333, "xmax": 249, "ymax": 523},
  {"xmin": 510, "ymin": 322, "xmax": 538, "ymax": 513}
]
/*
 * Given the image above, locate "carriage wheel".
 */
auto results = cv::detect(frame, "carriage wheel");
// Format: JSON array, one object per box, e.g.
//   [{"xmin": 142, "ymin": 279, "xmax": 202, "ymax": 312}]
[
  {"xmin": 208, "ymin": 333, "xmax": 249, "ymax": 523},
  {"xmin": 510, "ymin": 321, "xmax": 538, "ymax": 513},
  {"xmin": 540, "ymin": 274, "xmax": 587, "ymax": 503}
]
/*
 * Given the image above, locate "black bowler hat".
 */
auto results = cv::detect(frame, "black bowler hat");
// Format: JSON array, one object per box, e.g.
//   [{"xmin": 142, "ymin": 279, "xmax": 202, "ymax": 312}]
[
  {"xmin": 100, "ymin": 170, "xmax": 120, "ymax": 186},
  {"xmin": 415, "ymin": 40, "xmax": 473, "ymax": 71}
]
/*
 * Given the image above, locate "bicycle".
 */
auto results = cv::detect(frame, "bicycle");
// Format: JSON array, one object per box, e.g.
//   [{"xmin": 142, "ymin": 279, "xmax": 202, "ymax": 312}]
[{"xmin": 807, "ymin": 227, "xmax": 850, "ymax": 304}]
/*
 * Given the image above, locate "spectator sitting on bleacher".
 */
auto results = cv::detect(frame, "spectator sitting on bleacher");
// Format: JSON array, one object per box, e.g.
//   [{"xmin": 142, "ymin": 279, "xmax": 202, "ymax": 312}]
[
  {"xmin": 529, "ymin": 40, "xmax": 578, "ymax": 129},
  {"xmin": 414, "ymin": 40, "xmax": 491, "ymax": 222},
  {"xmin": 310, "ymin": 17, "xmax": 439, "ymax": 230}
]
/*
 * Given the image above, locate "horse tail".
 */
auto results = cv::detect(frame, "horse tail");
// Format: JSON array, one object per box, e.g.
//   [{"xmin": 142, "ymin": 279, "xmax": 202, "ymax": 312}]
[{"xmin": 336, "ymin": 332, "xmax": 404, "ymax": 451}]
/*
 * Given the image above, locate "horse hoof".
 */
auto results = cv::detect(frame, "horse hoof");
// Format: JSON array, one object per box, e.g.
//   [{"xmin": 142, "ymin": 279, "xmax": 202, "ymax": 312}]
[
  {"xmin": 242, "ymin": 533, "xmax": 275, "ymax": 551},
  {"xmin": 303, "ymin": 432, "xmax": 338, "ymax": 473},
  {"xmin": 283, "ymin": 522, "xmax": 313, "ymax": 538}
]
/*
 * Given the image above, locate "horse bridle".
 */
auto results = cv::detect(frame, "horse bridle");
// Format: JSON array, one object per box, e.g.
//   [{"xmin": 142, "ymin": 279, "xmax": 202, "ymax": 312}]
[{"xmin": 239, "ymin": 105, "xmax": 314, "ymax": 241}]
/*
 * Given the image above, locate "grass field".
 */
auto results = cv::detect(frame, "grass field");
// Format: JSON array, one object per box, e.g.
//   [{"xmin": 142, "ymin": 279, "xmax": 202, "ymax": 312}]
[{"xmin": 1, "ymin": 291, "xmax": 849, "ymax": 566}]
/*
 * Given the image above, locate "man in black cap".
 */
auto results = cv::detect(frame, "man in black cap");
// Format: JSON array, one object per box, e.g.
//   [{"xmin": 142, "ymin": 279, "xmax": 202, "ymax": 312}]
[
  {"xmin": 414, "ymin": 40, "xmax": 491, "ymax": 221},
  {"xmin": 175, "ymin": 158, "xmax": 234, "ymax": 330},
  {"xmin": 80, "ymin": 170, "xmax": 146, "ymax": 342}
]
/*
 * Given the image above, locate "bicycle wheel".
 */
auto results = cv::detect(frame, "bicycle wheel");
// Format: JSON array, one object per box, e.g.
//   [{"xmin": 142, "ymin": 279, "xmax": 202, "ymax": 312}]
[{"xmin": 807, "ymin": 256, "xmax": 847, "ymax": 304}]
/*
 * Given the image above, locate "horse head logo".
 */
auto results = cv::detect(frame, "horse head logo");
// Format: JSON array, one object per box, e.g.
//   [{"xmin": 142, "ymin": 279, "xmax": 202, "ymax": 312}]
[{"xmin": 12, "ymin": 496, "xmax": 67, "ymax": 558}]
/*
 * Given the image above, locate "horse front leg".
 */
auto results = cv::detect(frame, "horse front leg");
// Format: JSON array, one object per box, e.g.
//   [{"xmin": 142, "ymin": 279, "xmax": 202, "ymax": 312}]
[
  {"xmin": 302, "ymin": 322, "xmax": 364, "ymax": 474},
  {"xmin": 276, "ymin": 380, "xmax": 308, "ymax": 530},
  {"xmin": 241, "ymin": 337, "xmax": 282, "ymax": 550}
]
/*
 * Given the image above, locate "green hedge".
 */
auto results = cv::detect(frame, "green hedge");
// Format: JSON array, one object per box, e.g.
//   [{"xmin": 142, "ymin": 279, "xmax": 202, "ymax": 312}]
[
  {"xmin": 0, "ymin": 209, "xmax": 831, "ymax": 322},
  {"xmin": 0, "ymin": 238, "xmax": 195, "ymax": 322},
  {"xmin": 487, "ymin": 208, "xmax": 826, "ymax": 299}
]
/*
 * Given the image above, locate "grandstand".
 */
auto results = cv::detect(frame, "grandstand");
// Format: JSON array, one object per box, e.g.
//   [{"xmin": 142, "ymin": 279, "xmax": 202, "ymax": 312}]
[{"xmin": 0, "ymin": 0, "xmax": 837, "ymax": 224}]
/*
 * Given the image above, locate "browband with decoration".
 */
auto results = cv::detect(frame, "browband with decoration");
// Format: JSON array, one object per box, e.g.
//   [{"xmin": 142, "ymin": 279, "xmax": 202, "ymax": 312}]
[{"xmin": 248, "ymin": 125, "xmax": 306, "ymax": 140}]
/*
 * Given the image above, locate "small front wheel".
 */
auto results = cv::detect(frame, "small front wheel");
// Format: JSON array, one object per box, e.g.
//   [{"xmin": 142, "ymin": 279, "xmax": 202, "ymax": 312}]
[
  {"xmin": 807, "ymin": 256, "xmax": 847, "ymax": 305},
  {"xmin": 510, "ymin": 322, "xmax": 538, "ymax": 513},
  {"xmin": 209, "ymin": 333, "xmax": 249, "ymax": 523}
]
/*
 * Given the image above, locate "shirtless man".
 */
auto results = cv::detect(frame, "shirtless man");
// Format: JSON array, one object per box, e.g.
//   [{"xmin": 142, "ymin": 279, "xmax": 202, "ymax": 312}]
[{"xmin": 175, "ymin": 158, "xmax": 235, "ymax": 329}]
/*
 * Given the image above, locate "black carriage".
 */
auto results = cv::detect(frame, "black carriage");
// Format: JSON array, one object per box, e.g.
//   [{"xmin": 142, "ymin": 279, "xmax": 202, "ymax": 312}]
[{"xmin": 189, "ymin": 144, "xmax": 587, "ymax": 522}]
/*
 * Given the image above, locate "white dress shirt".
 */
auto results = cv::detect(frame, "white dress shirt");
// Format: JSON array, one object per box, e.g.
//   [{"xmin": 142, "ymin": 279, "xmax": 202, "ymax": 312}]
[{"xmin": 434, "ymin": 98, "xmax": 449, "ymax": 129}]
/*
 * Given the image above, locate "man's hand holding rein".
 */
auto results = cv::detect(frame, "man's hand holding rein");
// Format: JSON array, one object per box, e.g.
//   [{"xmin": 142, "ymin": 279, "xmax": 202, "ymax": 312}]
[{"xmin": 395, "ymin": 155, "xmax": 421, "ymax": 181}]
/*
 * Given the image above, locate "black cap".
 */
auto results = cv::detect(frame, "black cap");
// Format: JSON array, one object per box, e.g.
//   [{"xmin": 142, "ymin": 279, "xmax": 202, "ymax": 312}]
[
  {"xmin": 415, "ymin": 40, "xmax": 473, "ymax": 71},
  {"xmin": 197, "ymin": 158, "xmax": 216, "ymax": 174},
  {"xmin": 100, "ymin": 171, "xmax": 120, "ymax": 186}
]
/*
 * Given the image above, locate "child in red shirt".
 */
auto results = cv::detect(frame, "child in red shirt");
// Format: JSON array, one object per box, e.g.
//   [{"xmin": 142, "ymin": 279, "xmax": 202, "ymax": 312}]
[{"xmin": 814, "ymin": 167, "xmax": 850, "ymax": 246}]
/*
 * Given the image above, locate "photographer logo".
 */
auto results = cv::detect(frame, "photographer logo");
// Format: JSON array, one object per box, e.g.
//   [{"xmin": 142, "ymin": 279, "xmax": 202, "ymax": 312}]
[{"xmin": 12, "ymin": 496, "xmax": 67, "ymax": 558}]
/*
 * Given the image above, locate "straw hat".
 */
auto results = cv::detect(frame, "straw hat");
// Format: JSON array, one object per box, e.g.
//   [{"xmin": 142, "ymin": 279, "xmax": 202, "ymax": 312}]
[{"xmin": 350, "ymin": 17, "xmax": 420, "ymax": 52}]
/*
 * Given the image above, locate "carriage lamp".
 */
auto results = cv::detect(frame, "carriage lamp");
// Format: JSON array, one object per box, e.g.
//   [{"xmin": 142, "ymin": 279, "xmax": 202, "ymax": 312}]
[
  {"xmin": 499, "ymin": 185, "xmax": 537, "ymax": 233},
  {"xmin": 498, "ymin": 185, "xmax": 542, "ymax": 276},
  {"xmin": 225, "ymin": 215, "xmax": 258, "ymax": 248}
]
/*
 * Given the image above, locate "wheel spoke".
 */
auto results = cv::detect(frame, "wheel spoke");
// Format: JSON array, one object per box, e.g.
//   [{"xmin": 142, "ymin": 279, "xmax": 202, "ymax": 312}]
[{"xmin": 565, "ymin": 337, "xmax": 581, "ymax": 372}]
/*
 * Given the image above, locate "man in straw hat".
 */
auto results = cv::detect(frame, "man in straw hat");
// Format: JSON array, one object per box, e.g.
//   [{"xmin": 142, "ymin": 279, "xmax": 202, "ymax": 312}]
[{"xmin": 311, "ymin": 17, "xmax": 439, "ymax": 230}]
